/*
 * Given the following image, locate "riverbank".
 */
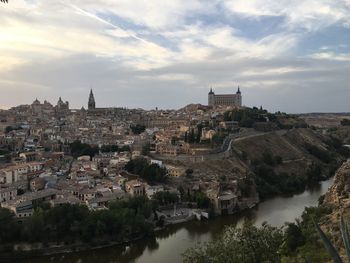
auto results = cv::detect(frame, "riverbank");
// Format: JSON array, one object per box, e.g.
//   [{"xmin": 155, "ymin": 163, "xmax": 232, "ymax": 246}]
[{"xmin": 18, "ymin": 176, "xmax": 334, "ymax": 263}]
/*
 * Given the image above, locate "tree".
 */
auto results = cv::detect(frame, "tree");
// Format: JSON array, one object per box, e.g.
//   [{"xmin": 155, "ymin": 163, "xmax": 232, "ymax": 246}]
[
  {"xmin": 125, "ymin": 158, "xmax": 167, "ymax": 183},
  {"xmin": 5, "ymin": 126, "xmax": 13, "ymax": 133},
  {"xmin": 341, "ymin": 119, "xmax": 350, "ymax": 126},
  {"xmin": 119, "ymin": 145, "xmax": 131, "ymax": 152},
  {"xmin": 194, "ymin": 192, "xmax": 210, "ymax": 209},
  {"xmin": 130, "ymin": 124, "xmax": 146, "ymax": 135},
  {"xmin": 183, "ymin": 221, "xmax": 284, "ymax": 263},
  {"xmin": 185, "ymin": 168, "xmax": 193, "ymax": 178},
  {"xmin": 101, "ymin": 145, "xmax": 119, "ymax": 153},
  {"xmin": 152, "ymin": 191, "xmax": 179, "ymax": 206},
  {"xmin": 0, "ymin": 208, "xmax": 18, "ymax": 243},
  {"xmin": 142, "ymin": 143, "xmax": 151, "ymax": 156},
  {"xmin": 69, "ymin": 140, "xmax": 99, "ymax": 158},
  {"xmin": 284, "ymin": 222, "xmax": 305, "ymax": 254},
  {"xmin": 196, "ymin": 124, "xmax": 203, "ymax": 143},
  {"xmin": 189, "ymin": 128, "xmax": 195, "ymax": 144},
  {"xmin": 262, "ymin": 151, "xmax": 276, "ymax": 166}
]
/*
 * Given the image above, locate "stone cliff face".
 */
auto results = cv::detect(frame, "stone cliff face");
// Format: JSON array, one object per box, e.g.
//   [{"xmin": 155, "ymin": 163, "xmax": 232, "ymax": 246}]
[
  {"xmin": 323, "ymin": 160, "xmax": 350, "ymax": 209},
  {"xmin": 319, "ymin": 161, "xmax": 350, "ymax": 257}
]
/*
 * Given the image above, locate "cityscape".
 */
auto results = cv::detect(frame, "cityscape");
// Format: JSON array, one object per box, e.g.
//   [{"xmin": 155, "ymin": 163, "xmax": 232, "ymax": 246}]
[{"xmin": 1, "ymin": 1, "xmax": 350, "ymax": 263}]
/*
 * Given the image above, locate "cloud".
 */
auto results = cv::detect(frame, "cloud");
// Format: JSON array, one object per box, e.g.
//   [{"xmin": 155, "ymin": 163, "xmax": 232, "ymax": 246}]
[
  {"xmin": 310, "ymin": 51, "xmax": 350, "ymax": 61},
  {"xmin": 224, "ymin": 0, "xmax": 350, "ymax": 31},
  {"xmin": 0, "ymin": 0, "xmax": 349, "ymax": 113}
]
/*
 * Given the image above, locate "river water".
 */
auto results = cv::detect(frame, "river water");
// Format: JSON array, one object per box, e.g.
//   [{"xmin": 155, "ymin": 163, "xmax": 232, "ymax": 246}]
[{"xmin": 31, "ymin": 178, "xmax": 334, "ymax": 263}]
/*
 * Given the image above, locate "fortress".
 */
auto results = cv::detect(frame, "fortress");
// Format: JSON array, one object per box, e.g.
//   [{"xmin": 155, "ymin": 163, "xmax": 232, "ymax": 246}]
[{"xmin": 208, "ymin": 87, "xmax": 242, "ymax": 108}]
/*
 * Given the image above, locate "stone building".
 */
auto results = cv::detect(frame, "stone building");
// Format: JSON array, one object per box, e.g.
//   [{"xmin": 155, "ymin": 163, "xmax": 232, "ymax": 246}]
[{"xmin": 208, "ymin": 87, "xmax": 242, "ymax": 108}]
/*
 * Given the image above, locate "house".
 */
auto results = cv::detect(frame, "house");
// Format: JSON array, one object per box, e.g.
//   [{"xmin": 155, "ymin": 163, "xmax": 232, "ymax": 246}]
[
  {"xmin": 2, "ymin": 189, "xmax": 57, "ymax": 218},
  {"xmin": 165, "ymin": 165, "xmax": 186, "ymax": 177},
  {"xmin": 0, "ymin": 187, "xmax": 17, "ymax": 203},
  {"xmin": 0, "ymin": 162, "xmax": 44, "ymax": 185},
  {"xmin": 87, "ymin": 190, "xmax": 126, "ymax": 210},
  {"xmin": 78, "ymin": 188, "xmax": 96, "ymax": 201},
  {"xmin": 50, "ymin": 195, "xmax": 81, "ymax": 207},
  {"xmin": 146, "ymin": 185, "xmax": 164, "ymax": 199},
  {"xmin": 2, "ymin": 200, "xmax": 34, "ymax": 219},
  {"xmin": 125, "ymin": 179, "xmax": 145, "ymax": 197},
  {"xmin": 30, "ymin": 177, "xmax": 46, "ymax": 191},
  {"xmin": 207, "ymin": 189, "xmax": 238, "ymax": 215},
  {"xmin": 155, "ymin": 143, "xmax": 180, "ymax": 156},
  {"xmin": 19, "ymin": 152, "xmax": 38, "ymax": 162}
]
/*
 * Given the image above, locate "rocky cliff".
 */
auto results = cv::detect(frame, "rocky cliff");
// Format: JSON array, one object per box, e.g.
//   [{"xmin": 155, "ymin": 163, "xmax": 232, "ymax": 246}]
[
  {"xmin": 323, "ymin": 160, "xmax": 350, "ymax": 208},
  {"xmin": 319, "ymin": 160, "xmax": 350, "ymax": 259}
]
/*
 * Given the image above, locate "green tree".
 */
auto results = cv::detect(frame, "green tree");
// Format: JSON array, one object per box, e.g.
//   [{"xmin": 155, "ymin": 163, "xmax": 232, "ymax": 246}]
[
  {"xmin": 185, "ymin": 168, "xmax": 194, "ymax": 178},
  {"xmin": 194, "ymin": 192, "xmax": 210, "ymax": 209},
  {"xmin": 341, "ymin": 119, "xmax": 350, "ymax": 126},
  {"xmin": 142, "ymin": 143, "xmax": 151, "ymax": 156},
  {"xmin": 189, "ymin": 128, "xmax": 195, "ymax": 144},
  {"xmin": 69, "ymin": 140, "xmax": 99, "ymax": 158},
  {"xmin": 196, "ymin": 124, "xmax": 203, "ymax": 143},
  {"xmin": 183, "ymin": 221, "xmax": 284, "ymax": 263},
  {"xmin": 125, "ymin": 158, "xmax": 167, "ymax": 183},
  {"xmin": 152, "ymin": 191, "xmax": 179, "ymax": 206},
  {"xmin": 131, "ymin": 124, "xmax": 146, "ymax": 135},
  {"xmin": 0, "ymin": 208, "xmax": 19, "ymax": 243}
]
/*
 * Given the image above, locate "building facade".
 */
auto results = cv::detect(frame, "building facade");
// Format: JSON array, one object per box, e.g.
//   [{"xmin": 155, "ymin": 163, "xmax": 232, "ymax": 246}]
[{"xmin": 208, "ymin": 87, "xmax": 242, "ymax": 107}]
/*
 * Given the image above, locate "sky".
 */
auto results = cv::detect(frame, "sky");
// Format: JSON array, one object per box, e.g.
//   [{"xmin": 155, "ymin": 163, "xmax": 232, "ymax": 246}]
[{"xmin": 0, "ymin": 0, "xmax": 350, "ymax": 113}]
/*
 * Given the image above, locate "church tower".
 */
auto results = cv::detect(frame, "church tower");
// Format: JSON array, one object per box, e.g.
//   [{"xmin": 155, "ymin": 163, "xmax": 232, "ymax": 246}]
[
  {"xmin": 208, "ymin": 88, "xmax": 215, "ymax": 107},
  {"xmin": 88, "ymin": 89, "xmax": 96, "ymax": 110},
  {"xmin": 236, "ymin": 86, "xmax": 242, "ymax": 107}
]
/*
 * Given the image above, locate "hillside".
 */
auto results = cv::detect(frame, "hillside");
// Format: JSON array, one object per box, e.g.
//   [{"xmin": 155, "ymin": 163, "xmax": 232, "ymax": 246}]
[
  {"xmin": 166, "ymin": 127, "xmax": 348, "ymax": 201},
  {"xmin": 231, "ymin": 128, "xmax": 346, "ymax": 198}
]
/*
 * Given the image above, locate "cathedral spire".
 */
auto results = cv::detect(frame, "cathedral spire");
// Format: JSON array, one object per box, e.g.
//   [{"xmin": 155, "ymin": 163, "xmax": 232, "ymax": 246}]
[{"xmin": 88, "ymin": 89, "xmax": 96, "ymax": 110}]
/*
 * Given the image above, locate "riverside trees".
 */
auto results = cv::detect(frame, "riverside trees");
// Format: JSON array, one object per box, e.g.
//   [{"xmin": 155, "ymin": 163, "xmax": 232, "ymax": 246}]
[{"xmin": 0, "ymin": 197, "xmax": 156, "ymax": 248}]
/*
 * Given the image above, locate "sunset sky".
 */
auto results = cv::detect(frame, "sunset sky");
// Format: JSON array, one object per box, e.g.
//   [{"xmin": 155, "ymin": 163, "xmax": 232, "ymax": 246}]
[{"xmin": 1, "ymin": 0, "xmax": 350, "ymax": 112}]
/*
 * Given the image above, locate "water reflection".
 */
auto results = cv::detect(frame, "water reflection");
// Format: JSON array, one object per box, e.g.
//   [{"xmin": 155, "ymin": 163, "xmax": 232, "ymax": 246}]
[{"xmin": 25, "ymin": 178, "xmax": 334, "ymax": 263}]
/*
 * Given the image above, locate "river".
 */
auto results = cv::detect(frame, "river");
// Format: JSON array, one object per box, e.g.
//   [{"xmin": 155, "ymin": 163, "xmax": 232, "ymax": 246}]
[{"xmin": 30, "ymin": 177, "xmax": 334, "ymax": 263}]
